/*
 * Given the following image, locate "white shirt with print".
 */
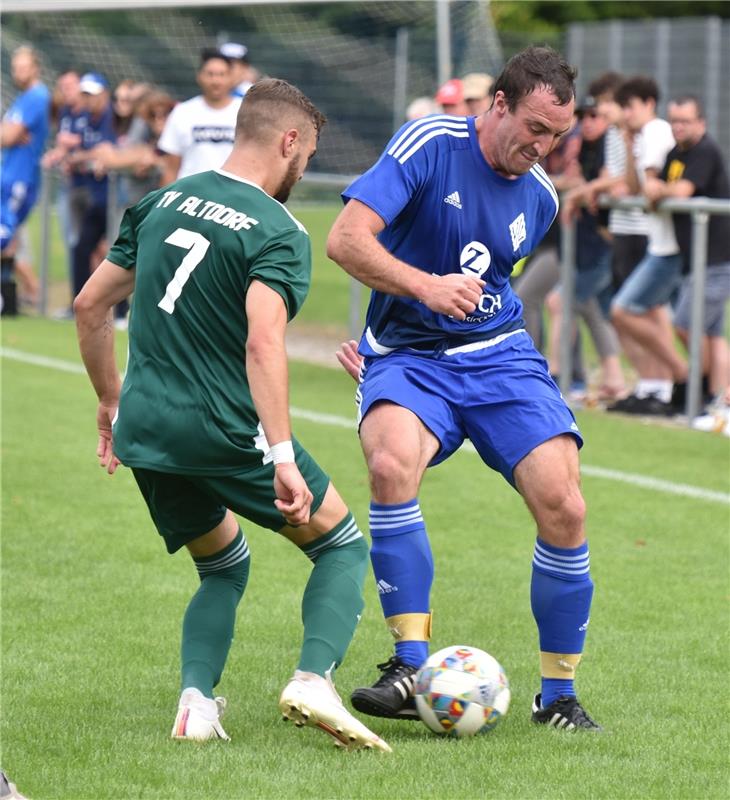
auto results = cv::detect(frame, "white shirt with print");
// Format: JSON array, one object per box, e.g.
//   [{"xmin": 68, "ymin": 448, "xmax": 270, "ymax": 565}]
[{"xmin": 158, "ymin": 95, "xmax": 242, "ymax": 179}]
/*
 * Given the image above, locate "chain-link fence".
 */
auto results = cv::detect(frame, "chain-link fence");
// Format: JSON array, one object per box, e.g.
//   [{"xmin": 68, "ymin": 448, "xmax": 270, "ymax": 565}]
[
  {"xmin": 566, "ymin": 16, "xmax": 729, "ymax": 163},
  {"xmin": 1, "ymin": 1, "xmax": 502, "ymax": 176}
]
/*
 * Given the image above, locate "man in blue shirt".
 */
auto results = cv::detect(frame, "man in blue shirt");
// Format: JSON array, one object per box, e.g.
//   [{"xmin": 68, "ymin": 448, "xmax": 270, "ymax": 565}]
[
  {"xmin": 64, "ymin": 73, "xmax": 119, "ymax": 316},
  {"xmin": 42, "ymin": 69, "xmax": 87, "ymax": 306},
  {"xmin": 328, "ymin": 46, "xmax": 601, "ymax": 732},
  {"xmin": 1, "ymin": 46, "xmax": 50, "ymax": 315}
]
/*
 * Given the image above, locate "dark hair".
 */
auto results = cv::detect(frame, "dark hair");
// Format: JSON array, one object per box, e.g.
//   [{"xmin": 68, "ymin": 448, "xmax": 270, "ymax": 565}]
[
  {"xmin": 587, "ymin": 71, "xmax": 624, "ymax": 101},
  {"xmin": 491, "ymin": 45, "xmax": 576, "ymax": 111},
  {"xmin": 670, "ymin": 94, "xmax": 704, "ymax": 119},
  {"xmin": 236, "ymin": 78, "xmax": 327, "ymax": 142},
  {"xmin": 615, "ymin": 75, "xmax": 659, "ymax": 108},
  {"xmin": 199, "ymin": 47, "xmax": 231, "ymax": 69}
]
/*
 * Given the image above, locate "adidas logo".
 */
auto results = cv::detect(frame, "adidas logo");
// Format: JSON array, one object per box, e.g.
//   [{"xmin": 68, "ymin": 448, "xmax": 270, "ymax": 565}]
[
  {"xmin": 377, "ymin": 579, "xmax": 398, "ymax": 594},
  {"xmin": 443, "ymin": 190, "xmax": 462, "ymax": 209}
]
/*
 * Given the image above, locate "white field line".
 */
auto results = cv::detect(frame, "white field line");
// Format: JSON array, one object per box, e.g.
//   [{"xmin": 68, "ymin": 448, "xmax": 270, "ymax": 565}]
[{"xmin": 4, "ymin": 346, "xmax": 729, "ymax": 506}]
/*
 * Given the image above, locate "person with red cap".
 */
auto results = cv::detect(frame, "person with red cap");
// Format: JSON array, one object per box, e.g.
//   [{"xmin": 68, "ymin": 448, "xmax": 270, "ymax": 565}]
[{"xmin": 434, "ymin": 78, "xmax": 469, "ymax": 115}]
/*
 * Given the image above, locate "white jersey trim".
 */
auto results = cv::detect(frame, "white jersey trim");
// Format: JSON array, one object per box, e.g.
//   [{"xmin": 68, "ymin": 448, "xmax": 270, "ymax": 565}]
[
  {"xmin": 443, "ymin": 328, "xmax": 526, "ymax": 356},
  {"xmin": 387, "ymin": 114, "xmax": 468, "ymax": 157},
  {"xmin": 396, "ymin": 128, "xmax": 470, "ymax": 164},
  {"xmin": 389, "ymin": 117, "xmax": 469, "ymax": 163},
  {"xmin": 214, "ymin": 169, "xmax": 308, "ymax": 234},
  {"xmin": 530, "ymin": 164, "xmax": 559, "ymax": 217},
  {"xmin": 365, "ymin": 326, "xmax": 396, "ymax": 355}
]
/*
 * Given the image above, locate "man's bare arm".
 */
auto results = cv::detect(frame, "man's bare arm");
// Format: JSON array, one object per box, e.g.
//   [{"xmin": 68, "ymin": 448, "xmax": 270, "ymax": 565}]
[{"xmin": 326, "ymin": 199, "xmax": 484, "ymax": 320}]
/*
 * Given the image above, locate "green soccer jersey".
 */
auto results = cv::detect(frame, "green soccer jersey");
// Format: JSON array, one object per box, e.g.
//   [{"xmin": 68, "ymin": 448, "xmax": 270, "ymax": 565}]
[{"xmin": 108, "ymin": 169, "xmax": 311, "ymax": 474}]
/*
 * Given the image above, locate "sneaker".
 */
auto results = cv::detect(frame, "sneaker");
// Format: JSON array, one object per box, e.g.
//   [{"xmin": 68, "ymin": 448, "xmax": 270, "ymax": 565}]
[
  {"xmin": 350, "ymin": 656, "xmax": 420, "ymax": 720},
  {"xmin": 531, "ymin": 693, "xmax": 602, "ymax": 731},
  {"xmin": 670, "ymin": 381, "xmax": 714, "ymax": 414},
  {"xmin": 606, "ymin": 393, "xmax": 673, "ymax": 416},
  {"xmin": 0, "ymin": 771, "xmax": 28, "ymax": 800},
  {"xmin": 279, "ymin": 670, "xmax": 391, "ymax": 752},
  {"xmin": 171, "ymin": 687, "xmax": 230, "ymax": 741},
  {"xmin": 692, "ymin": 406, "xmax": 730, "ymax": 436}
]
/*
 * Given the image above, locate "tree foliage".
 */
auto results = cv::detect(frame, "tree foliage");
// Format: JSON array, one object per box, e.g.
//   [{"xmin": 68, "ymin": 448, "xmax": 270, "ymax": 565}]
[{"xmin": 490, "ymin": 0, "xmax": 730, "ymax": 34}]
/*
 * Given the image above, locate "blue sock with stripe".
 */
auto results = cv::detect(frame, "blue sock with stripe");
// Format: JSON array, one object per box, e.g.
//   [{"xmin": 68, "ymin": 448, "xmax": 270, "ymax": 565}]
[
  {"xmin": 182, "ymin": 529, "xmax": 250, "ymax": 697},
  {"xmin": 369, "ymin": 499, "xmax": 433, "ymax": 668},
  {"xmin": 530, "ymin": 538, "xmax": 593, "ymax": 708}
]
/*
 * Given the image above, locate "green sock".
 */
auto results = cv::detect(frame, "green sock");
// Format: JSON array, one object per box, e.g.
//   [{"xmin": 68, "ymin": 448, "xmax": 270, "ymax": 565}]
[
  {"xmin": 181, "ymin": 529, "xmax": 250, "ymax": 697},
  {"xmin": 298, "ymin": 513, "xmax": 367, "ymax": 676}
]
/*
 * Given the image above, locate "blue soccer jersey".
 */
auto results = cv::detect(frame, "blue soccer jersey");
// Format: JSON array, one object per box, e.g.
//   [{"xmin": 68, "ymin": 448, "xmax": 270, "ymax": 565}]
[
  {"xmin": 70, "ymin": 105, "xmax": 116, "ymax": 206},
  {"xmin": 1, "ymin": 83, "xmax": 50, "ymax": 190},
  {"xmin": 343, "ymin": 114, "xmax": 559, "ymax": 356}
]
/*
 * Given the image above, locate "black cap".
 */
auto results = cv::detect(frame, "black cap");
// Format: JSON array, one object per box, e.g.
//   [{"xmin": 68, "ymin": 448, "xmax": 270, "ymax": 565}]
[{"xmin": 576, "ymin": 95, "xmax": 598, "ymax": 117}]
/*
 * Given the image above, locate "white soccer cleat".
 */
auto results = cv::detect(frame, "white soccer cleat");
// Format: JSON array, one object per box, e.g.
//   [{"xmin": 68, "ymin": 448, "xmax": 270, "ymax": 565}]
[
  {"xmin": 279, "ymin": 670, "xmax": 392, "ymax": 752},
  {"xmin": 171, "ymin": 687, "xmax": 231, "ymax": 741}
]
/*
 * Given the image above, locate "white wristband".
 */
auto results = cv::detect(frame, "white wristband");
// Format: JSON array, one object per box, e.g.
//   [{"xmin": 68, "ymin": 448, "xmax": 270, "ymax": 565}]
[{"xmin": 270, "ymin": 440, "xmax": 295, "ymax": 465}]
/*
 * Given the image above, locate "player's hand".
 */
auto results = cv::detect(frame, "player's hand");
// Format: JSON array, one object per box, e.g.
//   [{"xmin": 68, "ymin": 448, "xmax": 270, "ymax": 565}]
[
  {"xmin": 96, "ymin": 401, "xmax": 121, "ymax": 475},
  {"xmin": 336, "ymin": 339, "xmax": 363, "ymax": 382},
  {"xmin": 273, "ymin": 462, "xmax": 313, "ymax": 526},
  {"xmin": 420, "ymin": 273, "xmax": 485, "ymax": 320}
]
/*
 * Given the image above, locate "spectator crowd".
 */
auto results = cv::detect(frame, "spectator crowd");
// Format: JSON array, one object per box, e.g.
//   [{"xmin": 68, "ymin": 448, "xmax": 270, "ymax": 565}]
[{"xmin": 1, "ymin": 44, "xmax": 728, "ymax": 430}]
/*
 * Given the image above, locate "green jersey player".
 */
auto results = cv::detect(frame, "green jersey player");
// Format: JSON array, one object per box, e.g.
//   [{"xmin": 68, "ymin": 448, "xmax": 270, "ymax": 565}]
[{"xmin": 74, "ymin": 78, "xmax": 390, "ymax": 752}]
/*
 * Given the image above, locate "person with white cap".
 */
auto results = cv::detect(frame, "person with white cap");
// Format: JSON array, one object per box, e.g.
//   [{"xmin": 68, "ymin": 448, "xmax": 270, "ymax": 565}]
[
  {"xmin": 63, "ymin": 71, "xmax": 116, "ymax": 306},
  {"xmin": 219, "ymin": 41, "xmax": 260, "ymax": 98},
  {"xmin": 158, "ymin": 48, "xmax": 241, "ymax": 186}
]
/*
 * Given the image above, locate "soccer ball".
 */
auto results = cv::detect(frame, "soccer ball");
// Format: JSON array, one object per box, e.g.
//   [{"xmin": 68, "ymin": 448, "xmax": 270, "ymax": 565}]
[{"xmin": 414, "ymin": 645, "xmax": 510, "ymax": 737}]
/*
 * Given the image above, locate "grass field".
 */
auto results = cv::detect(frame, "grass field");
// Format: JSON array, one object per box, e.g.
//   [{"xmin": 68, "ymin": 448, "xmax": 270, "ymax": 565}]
[{"xmin": 2, "ymin": 316, "xmax": 729, "ymax": 800}]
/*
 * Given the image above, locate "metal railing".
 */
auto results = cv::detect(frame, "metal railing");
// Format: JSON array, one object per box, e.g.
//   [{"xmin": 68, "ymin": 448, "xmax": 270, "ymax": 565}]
[
  {"xmin": 34, "ymin": 168, "xmax": 729, "ymax": 425},
  {"xmin": 559, "ymin": 195, "xmax": 730, "ymax": 424}
]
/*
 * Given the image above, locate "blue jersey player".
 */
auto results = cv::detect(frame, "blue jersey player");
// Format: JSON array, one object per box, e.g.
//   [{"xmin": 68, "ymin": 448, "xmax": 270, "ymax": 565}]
[
  {"xmin": 1, "ymin": 46, "xmax": 50, "ymax": 315},
  {"xmin": 328, "ymin": 46, "xmax": 601, "ymax": 731}
]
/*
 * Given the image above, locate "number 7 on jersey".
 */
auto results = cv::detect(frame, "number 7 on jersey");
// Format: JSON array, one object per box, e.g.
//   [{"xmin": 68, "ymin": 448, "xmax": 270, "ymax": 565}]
[{"xmin": 158, "ymin": 228, "xmax": 211, "ymax": 314}]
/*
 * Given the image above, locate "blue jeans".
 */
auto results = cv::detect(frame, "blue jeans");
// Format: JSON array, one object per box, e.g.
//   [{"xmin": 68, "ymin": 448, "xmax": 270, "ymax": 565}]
[{"xmin": 611, "ymin": 252, "xmax": 683, "ymax": 314}]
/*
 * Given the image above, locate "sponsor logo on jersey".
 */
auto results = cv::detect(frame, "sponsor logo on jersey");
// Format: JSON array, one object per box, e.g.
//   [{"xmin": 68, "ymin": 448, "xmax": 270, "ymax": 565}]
[
  {"xmin": 459, "ymin": 240, "xmax": 491, "ymax": 278},
  {"xmin": 509, "ymin": 212, "xmax": 527, "ymax": 252},
  {"xmin": 377, "ymin": 579, "xmax": 398, "ymax": 594},
  {"xmin": 192, "ymin": 125, "xmax": 236, "ymax": 144},
  {"xmin": 444, "ymin": 190, "xmax": 462, "ymax": 209},
  {"xmin": 459, "ymin": 240, "xmax": 503, "ymax": 322}
]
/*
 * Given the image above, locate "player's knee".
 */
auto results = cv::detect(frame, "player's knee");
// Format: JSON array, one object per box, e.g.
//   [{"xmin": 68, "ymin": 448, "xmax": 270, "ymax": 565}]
[
  {"xmin": 536, "ymin": 485, "xmax": 585, "ymax": 545},
  {"xmin": 366, "ymin": 449, "xmax": 418, "ymax": 499}
]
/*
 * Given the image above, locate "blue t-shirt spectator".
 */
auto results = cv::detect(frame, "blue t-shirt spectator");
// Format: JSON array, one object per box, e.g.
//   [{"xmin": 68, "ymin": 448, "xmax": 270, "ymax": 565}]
[
  {"xmin": 71, "ymin": 105, "xmax": 116, "ymax": 206},
  {"xmin": 1, "ymin": 82, "xmax": 51, "ymax": 190}
]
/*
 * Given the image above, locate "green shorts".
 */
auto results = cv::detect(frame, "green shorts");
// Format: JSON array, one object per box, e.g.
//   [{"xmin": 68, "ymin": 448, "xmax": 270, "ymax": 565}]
[{"xmin": 131, "ymin": 440, "xmax": 330, "ymax": 554}]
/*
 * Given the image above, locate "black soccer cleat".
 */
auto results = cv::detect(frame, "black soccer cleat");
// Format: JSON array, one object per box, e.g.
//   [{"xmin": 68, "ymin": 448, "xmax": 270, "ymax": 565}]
[
  {"xmin": 531, "ymin": 693, "xmax": 602, "ymax": 731},
  {"xmin": 350, "ymin": 656, "xmax": 421, "ymax": 720}
]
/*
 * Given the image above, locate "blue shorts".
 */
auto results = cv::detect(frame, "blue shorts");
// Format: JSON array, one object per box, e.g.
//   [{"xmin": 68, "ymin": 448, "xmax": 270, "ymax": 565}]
[
  {"xmin": 356, "ymin": 330, "xmax": 582, "ymax": 486},
  {"xmin": 611, "ymin": 252, "xmax": 683, "ymax": 314},
  {"xmin": 1, "ymin": 180, "xmax": 37, "ymax": 250}
]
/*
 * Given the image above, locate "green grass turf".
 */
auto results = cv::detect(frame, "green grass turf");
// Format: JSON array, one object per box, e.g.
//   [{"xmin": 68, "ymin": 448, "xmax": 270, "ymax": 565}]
[{"xmin": 2, "ymin": 317, "xmax": 729, "ymax": 800}]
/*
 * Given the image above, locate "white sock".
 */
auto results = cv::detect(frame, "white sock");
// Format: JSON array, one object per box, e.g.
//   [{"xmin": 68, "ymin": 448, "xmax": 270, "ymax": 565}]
[{"xmin": 636, "ymin": 379, "xmax": 672, "ymax": 402}]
